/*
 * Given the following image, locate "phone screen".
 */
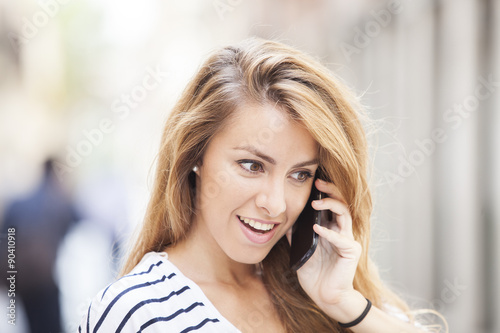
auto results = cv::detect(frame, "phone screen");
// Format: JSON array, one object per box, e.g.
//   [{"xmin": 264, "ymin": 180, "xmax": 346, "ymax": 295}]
[{"xmin": 289, "ymin": 180, "xmax": 324, "ymax": 271}]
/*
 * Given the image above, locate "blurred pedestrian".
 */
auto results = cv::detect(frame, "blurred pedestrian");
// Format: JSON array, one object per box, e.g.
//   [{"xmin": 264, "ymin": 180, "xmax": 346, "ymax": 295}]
[{"xmin": 1, "ymin": 158, "xmax": 79, "ymax": 332}]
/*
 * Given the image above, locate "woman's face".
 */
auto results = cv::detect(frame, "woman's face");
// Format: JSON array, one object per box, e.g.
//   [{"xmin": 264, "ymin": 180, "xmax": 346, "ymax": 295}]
[{"xmin": 194, "ymin": 103, "xmax": 319, "ymax": 264}]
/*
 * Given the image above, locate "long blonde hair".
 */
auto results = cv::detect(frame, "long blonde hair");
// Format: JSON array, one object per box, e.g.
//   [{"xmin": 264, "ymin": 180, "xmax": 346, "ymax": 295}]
[{"xmin": 121, "ymin": 38, "xmax": 413, "ymax": 332}]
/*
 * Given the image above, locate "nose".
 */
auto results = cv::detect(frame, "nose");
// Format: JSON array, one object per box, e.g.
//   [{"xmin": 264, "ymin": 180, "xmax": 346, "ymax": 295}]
[{"xmin": 255, "ymin": 177, "xmax": 287, "ymax": 218}]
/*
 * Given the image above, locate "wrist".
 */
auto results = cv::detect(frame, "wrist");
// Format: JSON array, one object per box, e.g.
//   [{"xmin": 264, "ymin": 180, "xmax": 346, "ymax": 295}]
[{"xmin": 321, "ymin": 290, "xmax": 368, "ymax": 324}]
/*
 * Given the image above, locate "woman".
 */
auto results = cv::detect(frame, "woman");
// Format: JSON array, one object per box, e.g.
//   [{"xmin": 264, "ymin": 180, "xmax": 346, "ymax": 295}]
[{"xmin": 80, "ymin": 38, "xmax": 437, "ymax": 332}]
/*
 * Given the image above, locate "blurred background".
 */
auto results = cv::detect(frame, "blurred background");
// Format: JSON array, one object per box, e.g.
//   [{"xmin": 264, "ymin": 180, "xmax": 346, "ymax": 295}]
[{"xmin": 0, "ymin": 0, "xmax": 498, "ymax": 332}]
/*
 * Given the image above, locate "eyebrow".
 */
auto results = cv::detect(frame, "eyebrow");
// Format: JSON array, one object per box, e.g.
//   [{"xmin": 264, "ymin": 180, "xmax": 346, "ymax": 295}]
[{"xmin": 233, "ymin": 145, "xmax": 319, "ymax": 168}]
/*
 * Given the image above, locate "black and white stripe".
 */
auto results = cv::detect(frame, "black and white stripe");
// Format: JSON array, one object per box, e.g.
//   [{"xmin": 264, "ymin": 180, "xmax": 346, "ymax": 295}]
[{"xmin": 79, "ymin": 252, "xmax": 240, "ymax": 332}]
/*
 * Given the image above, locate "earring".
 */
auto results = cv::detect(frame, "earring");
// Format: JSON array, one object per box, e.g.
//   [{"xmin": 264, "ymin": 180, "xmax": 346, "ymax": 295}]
[{"xmin": 192, "ymin": 165, "xmax": 199, "ymax": 173}]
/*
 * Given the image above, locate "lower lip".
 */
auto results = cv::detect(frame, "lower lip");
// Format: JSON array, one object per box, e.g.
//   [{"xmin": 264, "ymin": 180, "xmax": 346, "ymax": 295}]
[{"xmin": 237, "ymin": 216, "xmax": 278, "ymax": 245}]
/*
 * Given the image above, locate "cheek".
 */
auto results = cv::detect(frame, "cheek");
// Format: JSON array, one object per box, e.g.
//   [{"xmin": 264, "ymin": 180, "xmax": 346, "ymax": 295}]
[
  {"xmin": 286, "ymin": 191, "xmax": 310, "ymax": 224},
  {"xmin": 198, "ymin": 162, "xmax": 234, "ymax": 198},
  {"xmin": 197, "ymin": 169, "xmax": 250, "ymax": 213},
  {"xmin": 197, "ymin": 179, "xmax": 224, "ymax": 207}
]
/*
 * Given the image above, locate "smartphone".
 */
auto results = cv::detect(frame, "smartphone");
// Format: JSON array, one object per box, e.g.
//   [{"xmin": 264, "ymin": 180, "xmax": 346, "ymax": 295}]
[{"xmin": 289, "ymin": 178, "xmax": 325, "ymax": 271}]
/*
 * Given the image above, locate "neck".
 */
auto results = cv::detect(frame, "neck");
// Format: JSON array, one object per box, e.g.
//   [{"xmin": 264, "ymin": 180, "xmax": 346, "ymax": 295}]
[{"xmin": 166, "ymin": 219, "xmax": 258, "ymax": 287}]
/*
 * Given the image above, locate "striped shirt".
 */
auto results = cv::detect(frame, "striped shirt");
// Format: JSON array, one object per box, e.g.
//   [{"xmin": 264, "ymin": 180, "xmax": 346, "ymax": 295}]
[{"xmin": 79, "ymin": 252, "xmax": 241, "ymax": 333}]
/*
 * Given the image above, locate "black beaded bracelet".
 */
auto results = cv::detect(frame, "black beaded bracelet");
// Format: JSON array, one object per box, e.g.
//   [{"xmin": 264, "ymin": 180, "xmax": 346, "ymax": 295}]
[{"xmin": 338, "ymin": 298, "xmax": 372, "ymax": 328}]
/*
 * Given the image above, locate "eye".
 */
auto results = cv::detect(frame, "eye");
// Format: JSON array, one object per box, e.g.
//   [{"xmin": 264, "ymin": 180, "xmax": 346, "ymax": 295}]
[
  {"xmin": 291, "ymin": 170, "xmax": 314, "ymax": 183},
  {"xmin": 238, "ymin": 160, "xmax": 264, "ymax": 173}
]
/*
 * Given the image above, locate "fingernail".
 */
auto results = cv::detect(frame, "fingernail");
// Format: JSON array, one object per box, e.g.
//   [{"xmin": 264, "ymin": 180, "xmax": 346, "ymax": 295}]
[
  {"xmin": 314, "ymin": 199, "xmax": 323, "ymax": 205},
  {"xmin": 314, "ymin": 224, "xmax": 326, "ymax": 232}
]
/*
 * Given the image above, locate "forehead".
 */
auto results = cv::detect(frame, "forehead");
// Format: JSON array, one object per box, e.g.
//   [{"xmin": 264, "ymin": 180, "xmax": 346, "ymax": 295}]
[
  {"xmin": 210, "ymin": 103, "xmax": 318, "ymax": 160},
  {"xmin": 226, "ymin": 102, "xmax": 289, "ymax": 132}
]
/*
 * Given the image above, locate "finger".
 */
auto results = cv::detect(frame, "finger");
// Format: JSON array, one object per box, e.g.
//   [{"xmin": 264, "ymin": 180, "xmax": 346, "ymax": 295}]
[
  {"xmin": 312, "ymin": 198, "xmax": 353, "ymax": 237},
  {"xmin": 313, "ymin": 224, "xmax": 361, "ymax": 260}
]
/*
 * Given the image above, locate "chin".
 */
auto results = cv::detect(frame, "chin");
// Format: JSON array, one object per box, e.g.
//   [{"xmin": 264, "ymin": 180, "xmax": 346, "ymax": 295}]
[{"xmin": 229, "ymin": 249, "xmax": 269, "ymax": 265}]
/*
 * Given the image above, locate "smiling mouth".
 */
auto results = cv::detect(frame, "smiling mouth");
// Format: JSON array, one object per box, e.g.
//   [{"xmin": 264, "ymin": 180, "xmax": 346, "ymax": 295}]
[{"xmin": 237, "ymin": 216, "xmax": 276, "ymax": 234}]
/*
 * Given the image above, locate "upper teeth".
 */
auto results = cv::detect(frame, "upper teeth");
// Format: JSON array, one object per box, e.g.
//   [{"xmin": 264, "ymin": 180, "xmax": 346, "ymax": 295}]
[{"xmin": 240, "ymin": 217, "xmax": 274, "ymax": 231}]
